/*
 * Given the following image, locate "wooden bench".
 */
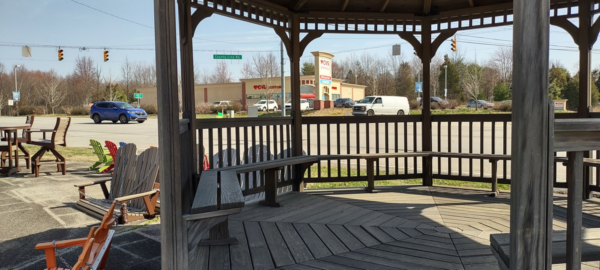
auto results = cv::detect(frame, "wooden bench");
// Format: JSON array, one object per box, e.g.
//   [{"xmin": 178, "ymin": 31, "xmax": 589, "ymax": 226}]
[
  {"xmin": 214, "ymin": 155, "xmax": 320, "ymax": 206},
  {"xmin": 490, "ymin": 229, "xmax": 600, "ymax": 270},
  {"xmin": 186, "ymin": 170, "xmax": 245, "ymax": 247}
]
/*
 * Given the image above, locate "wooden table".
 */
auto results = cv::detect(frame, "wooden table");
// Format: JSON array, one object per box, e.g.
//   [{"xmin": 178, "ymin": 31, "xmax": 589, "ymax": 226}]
[{"xmin": 0, "ymin": 124, "xmax": 31, "ymax": 176}]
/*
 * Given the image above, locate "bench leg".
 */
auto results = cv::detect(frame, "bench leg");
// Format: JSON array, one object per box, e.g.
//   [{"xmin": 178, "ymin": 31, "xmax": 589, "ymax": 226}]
[
  {"xmin": 365, "ymin": 159, "xmax": 379, "ymax": 193},
  {"xmin": 489, "ymin": 159, "xmax": 499, "ymax": 197},
  {"xmin": 259, "ymin": 168, "xmax": 281, "ymax": 207},
  {"xmin": 200, "ymin": 219, "xmax": 239, "ymax": 246}
]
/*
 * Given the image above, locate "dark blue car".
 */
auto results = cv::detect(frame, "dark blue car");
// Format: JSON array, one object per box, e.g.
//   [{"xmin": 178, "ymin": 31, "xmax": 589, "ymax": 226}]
[{"xmin": 90, "ymin": 101, "xmax": 147, "ymax": 124}]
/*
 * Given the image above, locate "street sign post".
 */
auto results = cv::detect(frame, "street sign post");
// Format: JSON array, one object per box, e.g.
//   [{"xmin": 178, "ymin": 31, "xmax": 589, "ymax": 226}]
[
  {"xmin": 415, "ymin": 82, "xmax": 423, "ymax": 93},
  {"xmin": 8, "ymin": 99, "xmax": 13, "ymax": 106},
  {"xmin": 213, "ymin": 54, "xmax": 242, "ymax": 60},
  {"xmin": 12, "ymin": 92, "xmax": 20, "ymax": 102},
  {"xmin": 134, "ymin": 93, "xmax": 143, "ymax": 99}
]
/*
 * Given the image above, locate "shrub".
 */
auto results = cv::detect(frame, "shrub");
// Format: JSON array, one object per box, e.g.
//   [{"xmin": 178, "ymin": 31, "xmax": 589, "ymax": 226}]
[
  {"xmin": 61, "ymin": 106, "xmax": 73, "ymax": 115},
  {"xmin": 409, "ymin": 100, "xmax": 420, "ymax": 110},
  {"xmin": 18, "ymin": 105, "xmax": 35, "ymax": 115},
  {"xmin": 140, "ymin": 104, "xmax": 158, "ymax": 114},
  {"xmin": 445, "ymin": 99, "xmax": 460, "ymax": 109},
  {"xmin": 70, "ymin": 107, "xmax": 90, "ymax": 115},
  {"xmin": 231, "ymin": 100, "xmax": 243, "ymax": 112},
  {"xmin": 210, "ymin": 101, "xmax": 243, "ymax": 113},
  {"xmin": 196, "ymin": 103, "xmax": 212, "ymax": 114},
  {"xmin": 431, "ymin": 103, "xmax": 440, "ymax": 110},
  {"xmin": 496, "ymin": 100, "xmax": 512, "ymax": 112}
]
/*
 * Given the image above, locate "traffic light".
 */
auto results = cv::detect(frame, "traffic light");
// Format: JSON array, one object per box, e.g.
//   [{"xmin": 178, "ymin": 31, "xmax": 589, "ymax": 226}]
[
  {"xmin": 451, "ymin": 38, "xmax": 457, "ymax": 52},
  {"xmin": 103, "ymin": 50, "xmax": 109, "ymax": 62},
  {"xmin": 58, "ymin": 49, "xmax": 64, "ymax": 61}
]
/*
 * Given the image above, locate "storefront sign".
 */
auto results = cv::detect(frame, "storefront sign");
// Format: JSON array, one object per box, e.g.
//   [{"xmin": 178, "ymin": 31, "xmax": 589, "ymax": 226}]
[
  {"xmin": 554, "ymin": 99, "xmax": 567, "ymax": 110},
  {"xmin": 320, "ymin": 79, "xmax": 331, "ymax": 85},
  {"xmin": 320, "ymin": 59, "xmax": 331, "ymax": 75},
  {"xmin": 332, "ymin": 87, "xmax": 337, "ymax": 90},
  {"xmin": 319, "ymin": 75, "xmax": 331, "ymax": 80},
  {"xmin": 253, "ymin": 85, "xmax": 281, "ymax": 90}
]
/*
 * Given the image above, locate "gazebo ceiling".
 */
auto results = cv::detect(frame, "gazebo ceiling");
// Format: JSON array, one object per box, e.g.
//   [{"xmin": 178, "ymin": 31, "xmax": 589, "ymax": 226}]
[{"xmin": 190, "ymin": 0, "xmax": 596, "ymax": 34}]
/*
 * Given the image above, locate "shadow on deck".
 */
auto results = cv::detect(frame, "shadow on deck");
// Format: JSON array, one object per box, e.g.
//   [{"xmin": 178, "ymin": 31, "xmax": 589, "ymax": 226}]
[{"xmin": 191, "ymin": 185, "xmax": 600, "ymax": 270}]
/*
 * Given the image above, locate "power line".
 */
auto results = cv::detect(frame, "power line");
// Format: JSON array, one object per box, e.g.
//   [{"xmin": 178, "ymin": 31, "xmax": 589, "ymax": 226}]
[{"xmin": 70, "ymin": 0, "xmax": 153, "ymax": 29}]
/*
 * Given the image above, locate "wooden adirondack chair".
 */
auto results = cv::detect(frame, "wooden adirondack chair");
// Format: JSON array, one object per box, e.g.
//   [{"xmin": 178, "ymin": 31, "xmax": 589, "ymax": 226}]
[
  {"xmin": 36, "ymin": 201, "xmax": 117, "ymax": 270},
  {"xmin": 75, "ymin": 144, "xmax": 160, "ymax": 224},
  {"xmin": 99, "ymin": 141, "xmax": 118, "ymax": 173},
  {"xmin": 88, "ymin": 139, "xmax": 113, "ymax": 171},
  {"xmin": 26, "ymin": 117, "xmax": 71, "ymax": 177},
  {"xmin": 1, "ymin": 115, "xmax": 34, "ymax": 170}
]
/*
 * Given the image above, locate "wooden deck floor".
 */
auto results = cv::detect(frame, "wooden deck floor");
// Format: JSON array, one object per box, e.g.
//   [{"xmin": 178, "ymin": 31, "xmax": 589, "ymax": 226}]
[{"xmin": 190, "ymin": 185, "xmax": 600, "ymax": 270}]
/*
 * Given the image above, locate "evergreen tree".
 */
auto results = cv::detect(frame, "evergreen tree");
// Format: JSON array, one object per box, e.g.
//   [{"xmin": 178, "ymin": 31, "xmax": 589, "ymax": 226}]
[
  {"xmin": 394, "ymin": 62, "xmax": 415, "ymax": 100},
  {"xmin": 548, "ymin": 64, "xmax": 569, "ymax": 100},
  {"xmin": 301, "ymin": 62, "xmax": 315, "ymax": 75},
  {"xmin": 492, "ymin": 82, "xmax": 510, "ymax": 101},
  {"xmin": 438, "ymin": 56, "xmax": 462, "ymax": 101}
]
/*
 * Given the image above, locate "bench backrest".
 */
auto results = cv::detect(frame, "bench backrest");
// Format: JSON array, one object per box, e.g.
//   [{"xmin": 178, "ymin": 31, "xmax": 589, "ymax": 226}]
[
  {"xmin": 127, "ymin": 147, "xmax": 160, "ymax": 210},
  {"xmin": 22, "ymin": 115, "xmax": 34, "ymax": 138},
  {"xmin": 90, "ymin": 139, "xmax": 109, "ymax": 163},
  {"xmin": 110, "ymin": 144, "xmax": 138, "ymax": 199},
  {"xmin": 72, "ymin": 238, "xmax": 95, "ymax": 270},
  {"xmin": 212, "ymin": 148, "xmax": 238, "ymax": 168},
  {"xmin": 51, "ymin": 117, "xmax": 71, "ymax": 146}
]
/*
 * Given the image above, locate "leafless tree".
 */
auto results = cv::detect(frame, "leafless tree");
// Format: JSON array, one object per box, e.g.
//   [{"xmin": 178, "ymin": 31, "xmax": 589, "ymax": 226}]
[
  {"xmin": 490, "ymin": 47, "xmax": 513, "ymax": 86},
  {"xmin": 38, "ymin": 70, "xmax": 66, "ymax": 114},
  {"xmin": 242, "ymin": 53, "xmax": 280, "ymax": 107},
  {"xmin": 210, "ymin": 61, "xmax": 233, "ymax": 84},
  {"xmin": 121, "ymin": 57, "xmax": 133, "ymax": 98},
  {"xmin": 0, "ymin": 63, "xmax": 8, "ymax": 115},
  {"xmin": 73, "ymin": 56, "xmax": 96, "ymax": 104},
  {"xmin": 462, "ymin": 64, "xmax": 483, "ymax": 110},
  {"xmin": 430, "ymin": 56, "xmax": 443, "ymax": 97}
]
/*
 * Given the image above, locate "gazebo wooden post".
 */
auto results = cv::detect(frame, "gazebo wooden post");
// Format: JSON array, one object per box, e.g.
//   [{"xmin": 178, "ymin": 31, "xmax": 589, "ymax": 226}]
[
  {"xmin": 154, "ymin": 0, "xmax": 187, "ymax": 269},
  {"xmin": 177, "ymin": 0, "xmax": 198, "ymax": 216},
  {"xmin": 421, "ymin": 18, "xmax": 433, "ymax": 186},
  {"xmin": 290, "ymin": 14, "xmax": 304, "ymax": 192},
  {"xmin": 578, "ymin": 0, "xmax": 593, "ymax": 200},
  {"xmin": 511, "ymin": 0, "xmax": 553, "ymax": 268}
]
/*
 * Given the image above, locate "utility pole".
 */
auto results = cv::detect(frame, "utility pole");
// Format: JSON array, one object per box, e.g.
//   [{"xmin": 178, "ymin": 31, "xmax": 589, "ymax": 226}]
[
  {"xmin": 444, "ymin": 64, "xmax": 448, "ymax": 100},
  {"xmin": 355, "ymin": 74, "xmax": 357, "ymax": 84},
  {"xmin": 280, "ymin": 41, "xmax": 285, "ymax": 116},
  {"xmin": 14, "ymin": 64, "xmax": 20, "ymax": 116}
]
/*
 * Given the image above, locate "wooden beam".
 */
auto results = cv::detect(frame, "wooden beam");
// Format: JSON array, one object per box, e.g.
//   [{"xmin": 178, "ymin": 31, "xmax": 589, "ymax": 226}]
[
  {"xmin": 191, "ymin": 8, "xmax": 213, "ymax": 38},
  {"xmin": 511, "ymin": 0, "xmax": 552, "ymax": 268},
  {"xmin": 379, "ymin": 0, "xmax": 390, "ymax": 12},
  {"xmin": 274, "ymin": 28, "xmax": 292, "ymax": 58},
  {"xmin": 590, "ymin": 16, "xmax": 600, "ymax": 47},
  {"xmin": 549, "ymin": 17, "xmax": 579, "ymax": 45},
  {"xmin": 290, "ymin": 0, "xmax": 309, "ymax": 11},
  {"xmin": 431, "ymin": 29, "xmax": 457, "ymax": 60},
  {"xmin": 421, "ymin": 17, "xmax": 432, "ymax": 187},
  {"xmin": 340, "ymin": 0, "xmax": 349, "ymax": 11},
  {"xmin": 155, "ymin": 0, "xmax": 186, "ymax": 268},
  {"xmin": 299, "ymin": 31, "xmax": 324, "ymax": 56},
  {"xmin": 423, "ymin": 0, "xmax": 432, "ymax": 14},
  {"xmin": 398, "ymin": 33, "xmax": 422, "ymax": 60},
  {"xmin": 566, "ymin": 151, "xmax": 583, "ymax": 269},
  {"xmin": 468, "ymin": 0, "xmax": 474, "ymax": 7},
  {"xmin": 290, "ymin": 14, "xmax": 303, "ymax": 191}
]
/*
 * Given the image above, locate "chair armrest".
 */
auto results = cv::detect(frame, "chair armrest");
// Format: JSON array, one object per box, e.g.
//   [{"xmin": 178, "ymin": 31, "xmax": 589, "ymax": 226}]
[
  {"xmin": 114, "ymin": 190, "xmax": 158, "ymax": 202},
  {"xmin": 25, "ymin": 129, "xmax": 54, "ymax": 133},
  {"xmin": 74, "ymin": 178, "xmax": 111, "ymax": 188},
  {"xmin": 35, "ymin": 237, "xmax": 88, "ymax": 250}
]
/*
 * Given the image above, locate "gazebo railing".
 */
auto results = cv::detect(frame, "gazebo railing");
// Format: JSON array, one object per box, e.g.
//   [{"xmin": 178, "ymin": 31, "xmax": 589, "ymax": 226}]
[{"xmin": 197, "ymin": 113, "xmax": 597, "ymax": 193}]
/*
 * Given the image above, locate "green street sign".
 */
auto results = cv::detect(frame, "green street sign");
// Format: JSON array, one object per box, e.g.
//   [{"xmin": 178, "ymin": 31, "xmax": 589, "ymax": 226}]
[
  {"xmin": 134, "ymin": 93, "xmax": 143, "ymax": 99},
  {"xmin": 213, "ymin": 54, "xmax": 242, "ymax": 60}
]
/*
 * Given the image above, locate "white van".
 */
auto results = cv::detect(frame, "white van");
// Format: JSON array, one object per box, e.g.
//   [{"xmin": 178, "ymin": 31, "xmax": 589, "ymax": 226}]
[{"xmin": 352, "ymin": 96, "xmax": 410, "ymax": 116}]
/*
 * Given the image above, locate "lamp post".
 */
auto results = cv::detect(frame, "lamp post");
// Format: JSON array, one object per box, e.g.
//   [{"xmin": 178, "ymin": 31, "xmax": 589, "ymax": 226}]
[
  {"xmin": 355, "ymin": 74, "xmax": 357, "ymax": 84},
  {"xmin": 443, "ymin": 64, "xmax": 448, "ymax": 100}
]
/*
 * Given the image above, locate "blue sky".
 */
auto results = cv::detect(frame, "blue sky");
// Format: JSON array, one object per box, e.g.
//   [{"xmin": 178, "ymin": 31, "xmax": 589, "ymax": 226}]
[{"xmin": 1, "ymin": 0, "xmax": 599, "ymax": 81}]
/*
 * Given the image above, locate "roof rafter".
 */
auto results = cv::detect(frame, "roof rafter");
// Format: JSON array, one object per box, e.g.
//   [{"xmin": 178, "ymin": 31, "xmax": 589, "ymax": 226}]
[
  {"xmin": 290, "ymin": 0, "xmax": 309, "ymax": 11},
  {"xmin": 341, "ymin": 0, "xmax": 349, "ymax": 11},
  {"xmin": 380, "ymin": 0, "xmax": 390, "ymax": 12},
  {"xmin": 423, "ymin": 0, "xmax": 432, "ymax": 14},
  {"xmin": 468, "ymin": 0, "xmax": 474, "ymax": 7}
]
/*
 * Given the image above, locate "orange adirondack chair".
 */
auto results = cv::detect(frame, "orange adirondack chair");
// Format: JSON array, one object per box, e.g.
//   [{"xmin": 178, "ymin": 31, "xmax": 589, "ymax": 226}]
[{"xmin": 35, "ymin": 201, "xmax": 117, "ymax": 270}]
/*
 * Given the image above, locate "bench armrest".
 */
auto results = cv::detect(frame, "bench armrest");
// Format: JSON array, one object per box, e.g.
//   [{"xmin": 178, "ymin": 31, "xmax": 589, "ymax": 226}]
[
  {"xmin": 114, "ymin": 190, "xmax": 158, "ymax": 202},
  {"xmin": 35, "ymin": 237, "xmax": 88, "ymax": 250},
  {"xmin": 74, "ymin": 178, "xmax": 111, "ymax": 188},
  {"xmin": 26, "ymin": 129, "xmax": 54, "ymax": 133}
]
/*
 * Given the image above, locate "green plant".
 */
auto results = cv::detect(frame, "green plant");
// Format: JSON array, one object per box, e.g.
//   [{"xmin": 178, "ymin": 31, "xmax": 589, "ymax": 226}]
[
  {"xmin": 496, "ymin": 100, "xmax": 512, "ymax": 112},
  {"xmin": 493, "ymin": 82, "xmax": 511, "ymax": 101}
]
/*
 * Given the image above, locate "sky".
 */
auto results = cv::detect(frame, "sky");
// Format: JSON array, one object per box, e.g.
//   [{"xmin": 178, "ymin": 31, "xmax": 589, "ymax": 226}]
[{"xmin": 1, "ymin": 0, "xmax": 600, "ymax": 82}]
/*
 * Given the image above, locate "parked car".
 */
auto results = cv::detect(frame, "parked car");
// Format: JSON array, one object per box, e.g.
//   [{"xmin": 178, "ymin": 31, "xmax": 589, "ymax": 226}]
[
  {"xmin": 420, "ymin": 97, "xmax": 448, "ymax": 107},
  {"xmin": 352, "ymin": 96, "xmax": 410, "ymax": 116},
  {"xmin": 334, "ymin": 98, "xmax": 356, "ymax": 108},
  {"xmin": 284, "ymin": 99, "xmax": 311, "ymax": 111},
  {"xmin": 90, "ymin": 101, "xmax": 147, "ymax": 124},
  {"xmin": 466, "ymin": 100, "xmax": 495, "ymax": 109},
  {"xmin": 252, "ymin": 100, "xmax": 279, "ymax": 111},
  {"xmin": 211, "ymin": 100, "xmax": 231, "ymax": 109}
]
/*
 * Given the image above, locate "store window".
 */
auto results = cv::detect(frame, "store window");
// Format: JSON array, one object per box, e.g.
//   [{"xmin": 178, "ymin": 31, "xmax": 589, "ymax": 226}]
[{"xmin": 332, "ymin": 94, "xmax": 340, "ymax": 100}]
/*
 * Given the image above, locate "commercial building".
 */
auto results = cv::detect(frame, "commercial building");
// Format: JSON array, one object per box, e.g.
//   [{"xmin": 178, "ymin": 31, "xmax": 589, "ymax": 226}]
[{"xmin": 137, "ymin": 51, "xmax": 366, "ymax": 109}]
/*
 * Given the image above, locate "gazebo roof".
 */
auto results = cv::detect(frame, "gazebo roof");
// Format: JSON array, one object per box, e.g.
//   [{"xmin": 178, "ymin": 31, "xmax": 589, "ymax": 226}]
[{"xmin": 190, "ymin": 0, "xmax": 591, "ymax": 34}]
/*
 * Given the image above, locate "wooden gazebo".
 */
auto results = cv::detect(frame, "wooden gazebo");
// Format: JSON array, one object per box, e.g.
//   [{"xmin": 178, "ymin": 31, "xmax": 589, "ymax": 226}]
[{"xmin": 153, "ymin": 0, "xmax": 600, "ymax": 269}]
